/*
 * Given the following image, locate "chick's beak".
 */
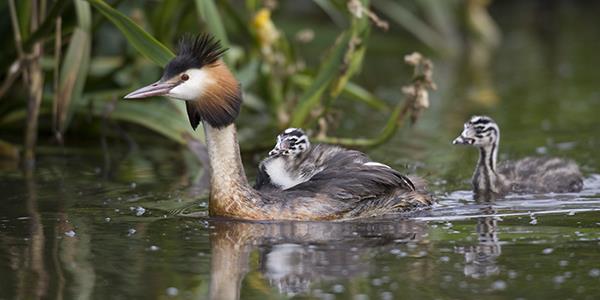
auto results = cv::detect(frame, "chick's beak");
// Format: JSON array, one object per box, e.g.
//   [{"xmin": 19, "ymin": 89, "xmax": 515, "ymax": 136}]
[
  {"xmin": 452, "ymin": 136, "xmax": 465, "ymax": 145},
  {"xmin": 124, "ymin": 80, "xmax": 179, "ymax": 99},
  {"xmin": 452, "ymin": 135, "xmax": 474, "ymax": 145}
]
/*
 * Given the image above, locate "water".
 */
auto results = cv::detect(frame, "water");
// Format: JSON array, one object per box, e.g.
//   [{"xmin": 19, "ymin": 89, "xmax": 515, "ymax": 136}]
[{"xmin": 2, "ymin": 2, "xmax": 600, "ymax": 300}]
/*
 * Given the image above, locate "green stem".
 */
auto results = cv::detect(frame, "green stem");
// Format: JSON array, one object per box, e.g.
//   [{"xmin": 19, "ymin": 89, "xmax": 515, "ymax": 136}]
[
  {"xmin": 314, "ymin": 99, "xmax": 410, "ymax": 148},
  {"xmin": 23, "ymin": 0, "xmax": 70, "ymax": 51}
]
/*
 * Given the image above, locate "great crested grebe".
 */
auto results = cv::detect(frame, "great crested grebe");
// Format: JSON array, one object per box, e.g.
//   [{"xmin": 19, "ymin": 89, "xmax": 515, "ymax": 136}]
[
  {"xmin": 453, "ymin": 115, "xmax": 583, "ymax": 198},
  {"xmin": 125, "ymin": 34, "xmax": 433, "ymax": 220},
  {"xmin": 255, "ymin": 128, "xmax": 413, "ymax": 191}
]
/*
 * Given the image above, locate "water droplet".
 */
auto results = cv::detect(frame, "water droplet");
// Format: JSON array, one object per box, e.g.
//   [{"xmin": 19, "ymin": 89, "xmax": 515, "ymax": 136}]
[
  {"xmin": 381, "ymin": 291, "xmax": 394, "ymax": 300},
  {"xmin": 135, "ymin": 206, "xmax": 146, "ymax": 216},
  {"xmin": 390, "ymin": 249, "xmax": 406, "ymax": 257},
  {"xmin": 491, "ymin": 280, "xmax": 507, "ymax": 290},
  {"xmin": 64, "ymin": 230, "xmax": 76, "ymax": 237},
  {"xmin": 559, "ymin": 260, "xmax": 569, "ymax": 267},
  {"xmin": 165, "ymin": 287, "xmax": 178, "ymax": 296},
  {"xmin": 542, "ymin": 248, "xmax": 554, "ymax": 254},
  {"xmin": 149, "ymin": 245, "xmax": 160, "ymax": 251},
  {"xmin": 553, "ymin": 275, "xmax": 565, "ymax": 284},
  {"xmin": 536, "ymin": 146, "xmax": 548, "ymax": 155},
  {"xmin": 354, "ymin": 294, "xmax": 369, "ymax": 300},
  {"xmin": 372, "ymin": 278, "xmax": 383, "ymax": 286},
  {"xmin": 104, "ymin": 217, "xmax": 111, "ymax": 222},
  {"xmin": 332, "ymin": 284, "xmax": 344, "ymax": 293}
]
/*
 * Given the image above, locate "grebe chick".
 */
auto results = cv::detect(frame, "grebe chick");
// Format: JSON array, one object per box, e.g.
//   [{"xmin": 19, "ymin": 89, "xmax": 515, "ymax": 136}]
[
  {"xmin": 453, "ymin": 115, "xmax": 583, "ymax": 198},
  {"xmin": 124, "ymin": 34, "xmax": 433, "ymax": 220},
  {"xmin": 255, "ymin": 128, "xmax": 311, "ymax": 190},
  {"xmin": 256, "ymin": 128, "xmax": 415, "ymax": 192}
]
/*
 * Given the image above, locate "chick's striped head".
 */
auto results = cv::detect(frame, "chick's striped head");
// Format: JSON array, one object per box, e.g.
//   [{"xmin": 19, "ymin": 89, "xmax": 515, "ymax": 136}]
[
  {"xmin": 269, "ymin": 128, "xmax": 311, "ymax": 156},
  {"xmin": 453, "ymin": 116, "xmax": 500, "ymax": 147}
]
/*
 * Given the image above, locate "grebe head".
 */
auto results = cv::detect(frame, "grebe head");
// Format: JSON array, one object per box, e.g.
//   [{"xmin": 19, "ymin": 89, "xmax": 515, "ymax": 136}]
[
  {"xmin": 452, "ymin": 115, "xmax": 499, "ymax": 147},
  {"xmin": 124, "ymin": 34, "xmax": 241, "ymax": 129},
  {"xmin": 268, "ymin": 128, "xmax": 310, "ymax": 156}
]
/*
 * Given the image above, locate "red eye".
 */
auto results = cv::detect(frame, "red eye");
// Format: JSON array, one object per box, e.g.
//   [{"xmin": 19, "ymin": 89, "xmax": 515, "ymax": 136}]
[{"xmin": 180, "ymin": 74, "xmax": 189, "ymax": 81}]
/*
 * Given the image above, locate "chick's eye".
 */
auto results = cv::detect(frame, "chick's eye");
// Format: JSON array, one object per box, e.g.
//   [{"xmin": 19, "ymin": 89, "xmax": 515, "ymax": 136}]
[{"xmin": 180, "ymin": 74, "xmax": 189, "ymax": 81}]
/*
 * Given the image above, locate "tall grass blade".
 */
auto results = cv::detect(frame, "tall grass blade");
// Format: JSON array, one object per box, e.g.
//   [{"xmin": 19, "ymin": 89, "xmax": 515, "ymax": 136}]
[
  {"xmin": 54, "ymin": 0, "xmax": 91, "ymax": 139},
  {"xmin": 373, "ymin": 0, "xmax": 448, "ymax": 53},
  {"xmin": 86, "ymin": 0, "xmax": 174, "ymax": 66},
  {"xmin": 290, "ymin": 31, "xmax": 352, "ymax": 127},
  {"xmin": 93, "ymin": 100, "xmax": 200, "ymax": 145},
  {"xmin": 194, "ymin": 0, "xmax": 229, "ymax": 48},
  {"xmin": 55, "ymin": 29, "xmax": 90, "ymax": 137}
]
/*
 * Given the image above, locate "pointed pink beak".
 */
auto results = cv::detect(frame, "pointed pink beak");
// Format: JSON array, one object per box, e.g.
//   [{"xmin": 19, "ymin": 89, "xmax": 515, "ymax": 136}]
[{"xmin": 124, "ymin": 81, "xmax": 179, "ymax": 99}]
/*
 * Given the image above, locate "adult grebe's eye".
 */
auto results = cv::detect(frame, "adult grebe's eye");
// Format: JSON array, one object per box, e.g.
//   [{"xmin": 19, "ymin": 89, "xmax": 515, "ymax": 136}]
[{"xmin": 180, "ymin": 74, "xmax": 189, "ymax": 81}]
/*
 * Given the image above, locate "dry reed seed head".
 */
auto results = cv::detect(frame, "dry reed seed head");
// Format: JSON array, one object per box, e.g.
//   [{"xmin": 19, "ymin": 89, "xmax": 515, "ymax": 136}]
[
  {"xmin": 295, "ymin": 29, "xmax": 315, "ymax": 43},
  {"xmin": 402, "ymin": 85, "xmax": 416, "ymax": 97},
  {"xmin": 415, "ymin": 89, "xmax": 429, "ymax": 109},
  {"xmin": 404, "ymin": 52, "xmax": 423, "ymax": 66},
  {"xmin": 347, "ymin": 0, "xmax": 365, "ymax": 18}
]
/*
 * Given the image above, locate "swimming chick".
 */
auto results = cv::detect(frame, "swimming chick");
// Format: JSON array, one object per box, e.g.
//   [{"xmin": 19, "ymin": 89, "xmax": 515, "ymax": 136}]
[{"xmin": 453, "ymin": 115, "xmax": 583, "ymax": 199}]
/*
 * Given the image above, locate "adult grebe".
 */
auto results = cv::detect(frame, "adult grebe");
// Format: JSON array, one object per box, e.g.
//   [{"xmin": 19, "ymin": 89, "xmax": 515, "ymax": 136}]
[
  {"xmin": 125, "ymin": 34, "xmax": 433, "ymax": 220},
  {"xmin": 453, "ymin": 115, "xmax": 583, "ymax": 198}
]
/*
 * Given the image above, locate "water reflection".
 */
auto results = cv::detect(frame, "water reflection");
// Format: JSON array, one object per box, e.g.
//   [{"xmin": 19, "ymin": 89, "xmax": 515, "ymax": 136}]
[
  {"xmin": 22, "ymin": 170, "xmax": 49, "ymax": 300},
  {"xmin": 208, "ymin": 219, "xmax": 427, "ymax": 299},
  {"xmin": 455, "ymin": 205, "xmax": 501, "ymax": 278}
]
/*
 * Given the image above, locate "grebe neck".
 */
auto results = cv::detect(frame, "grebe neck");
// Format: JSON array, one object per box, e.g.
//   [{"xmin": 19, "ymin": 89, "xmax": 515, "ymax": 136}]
[
  {"xmin": 474, "ymin": 139, "xmax": 500, "ymax": 193},
  {"xmin": 203, "ymin": 122, "xmax": 252, "ymax": 213}
]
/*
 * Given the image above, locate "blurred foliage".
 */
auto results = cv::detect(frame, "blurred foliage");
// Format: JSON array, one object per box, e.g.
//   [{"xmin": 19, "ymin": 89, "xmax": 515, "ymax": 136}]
[{"xmin": 0, "ymin": 0, "xmax": 498, "ymax": 165}]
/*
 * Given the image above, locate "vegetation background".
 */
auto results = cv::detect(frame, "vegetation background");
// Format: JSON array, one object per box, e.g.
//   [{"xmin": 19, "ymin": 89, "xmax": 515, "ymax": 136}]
[{"xmin": 0, "ymin": 0, "xmax": 497, "ymax": 170}]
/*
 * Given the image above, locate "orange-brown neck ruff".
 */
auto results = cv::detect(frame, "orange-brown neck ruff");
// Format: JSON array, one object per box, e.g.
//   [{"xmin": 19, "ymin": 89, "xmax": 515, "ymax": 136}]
[{"xmin": 186, "ymin": 61, "xmax": 242, "ymax": 129}]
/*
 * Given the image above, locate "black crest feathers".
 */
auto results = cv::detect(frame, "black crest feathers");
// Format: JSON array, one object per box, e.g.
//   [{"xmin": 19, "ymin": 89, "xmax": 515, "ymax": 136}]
[{"xmin": 162, "ymin": 34, "xmax": 228, "ymax": 80}]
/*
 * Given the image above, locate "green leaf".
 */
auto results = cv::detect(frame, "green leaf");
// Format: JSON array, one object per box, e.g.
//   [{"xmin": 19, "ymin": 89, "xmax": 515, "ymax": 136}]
[
  {"xmin": 91, "ymin": 99, "xmax": 200, "ymax": 145},
  {"xmin": 372, "ymin": 0, "xmax": 447, "ymax": 53},
  {"xmin": 290, "ymin": 31, "xmax": 352, "ymax": 127},
  {"xmin": 55, "ymin": 28, "xmax": 91, "ymax": 134},
  {"xmin": 290, "ymin": 0, "xmax": 372, "ymax": 127},
  {"xmin": 194, "ymin": 0, "xmax": 229, "ymax": 48},
  {"xmin": 291, "ymin": 74, "xmax": 387, "ymax": 111},
  {"xmin": 86, "ymin": 0, "xmax": 174, "ymax": 66},
  {"xmin": 313, "ymin": 0, "xmax": 347, "ymax": 27},
  {"xmin": 54, "ymin": 0, "xmax": 92, "ymax": 136}
]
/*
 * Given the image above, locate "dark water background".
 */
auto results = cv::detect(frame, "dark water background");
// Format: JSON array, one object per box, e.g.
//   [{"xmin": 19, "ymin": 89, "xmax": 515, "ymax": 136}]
[{"xmin": 1, "ymin": 2, "xmax": 600, "ymax": 299}]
